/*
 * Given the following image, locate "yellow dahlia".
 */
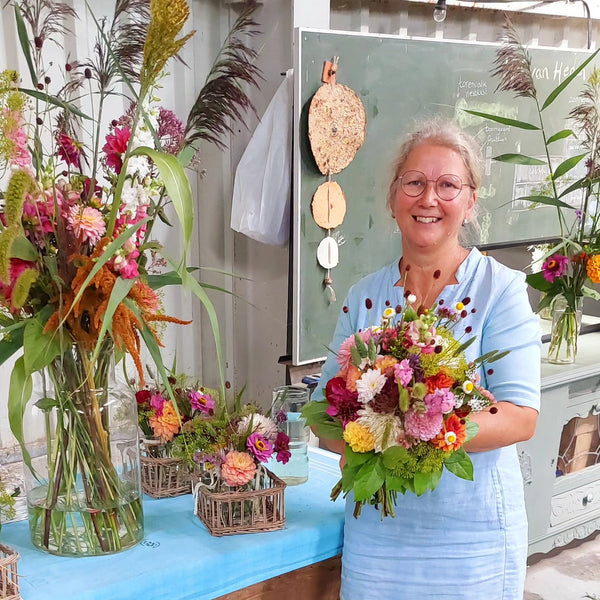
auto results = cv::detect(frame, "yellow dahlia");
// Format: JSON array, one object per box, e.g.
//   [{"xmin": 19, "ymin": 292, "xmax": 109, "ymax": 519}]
[{"xmin": 343, "ymin": 421, "xmax": 375, "ymax": 453}]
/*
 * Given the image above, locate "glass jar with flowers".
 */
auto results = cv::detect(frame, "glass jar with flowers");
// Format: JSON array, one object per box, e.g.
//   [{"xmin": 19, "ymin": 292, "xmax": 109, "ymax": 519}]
[
  {"xmin": 178, "ymin": 394, "xmax": 291, "ymax": 536},
  {"xmin": 467, "ymin": 17, "xmax": 600, "ymax": 364},
  {"xmin": 0, "ymin": 0, "xmax": 260, "ymax": 556},
  {"xmin": 136, "ymin": 373, "xmax": 219, "ymax": 498}
]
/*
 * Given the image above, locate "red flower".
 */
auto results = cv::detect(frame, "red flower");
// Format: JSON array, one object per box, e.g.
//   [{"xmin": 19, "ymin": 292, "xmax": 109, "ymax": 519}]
[
  {"xmin": 274, "ymin": 432, "xmax": 291, "ymax": 464},
  {"xmin": 431, "ymin": 414, "xmax": 467, "ymax": 452},
  {"xmin": 135, "ymin": 389, "xmax": 151, "ymax": 406},
  {"xmin": 325, "ymin": 376, "xmax": 361, "ymax": 426},
  {"xmin": 425, "ymin": 371, "xmax": 455, "ymax": 393},
  {"xmin": 56, "ymin": 132, "xmax": 82, "ymax": 169},
  {"xmin": 103, "ymin": 127, "xmax": 131, "ymax": 174}
]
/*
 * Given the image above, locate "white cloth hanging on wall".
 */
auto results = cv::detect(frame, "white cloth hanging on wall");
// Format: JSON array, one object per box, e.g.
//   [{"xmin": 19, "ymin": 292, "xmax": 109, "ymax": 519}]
[{"xmin": 230, "ymin": 69, "xmax": 293, "ymax": 246}]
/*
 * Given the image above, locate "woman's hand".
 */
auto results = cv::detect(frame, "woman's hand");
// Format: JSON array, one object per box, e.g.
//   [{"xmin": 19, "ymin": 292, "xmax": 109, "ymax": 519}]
[{"xmin": 464, "ymin": 402, "xmax": 538, "ymax": 453}]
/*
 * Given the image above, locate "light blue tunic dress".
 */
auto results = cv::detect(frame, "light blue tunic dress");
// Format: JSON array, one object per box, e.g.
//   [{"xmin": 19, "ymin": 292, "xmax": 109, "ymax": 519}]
[{"xmin": 314, "ymin": 248, "xmax": 541, "ymax": 600}]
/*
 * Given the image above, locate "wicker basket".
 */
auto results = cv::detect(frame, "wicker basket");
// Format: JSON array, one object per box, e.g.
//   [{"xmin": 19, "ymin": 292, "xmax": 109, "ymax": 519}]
[
  {"xmin": 193, "ymin": 468, "xmax": 286, "ymax": 536},
  {"xmin": 0, "ymin": 544, "xmax": 19, "ymax": 600},
  {"xmin": 140, "ymin": 445, "xmax": 191, "ymax": 499}
]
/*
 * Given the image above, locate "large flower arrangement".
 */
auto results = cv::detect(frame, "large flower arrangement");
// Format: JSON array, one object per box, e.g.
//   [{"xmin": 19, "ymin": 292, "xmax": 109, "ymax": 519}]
[
  {"xmin": 303, "ymin": 296, "xmax": 507, "ymax": 518},
  {"xmin": 0, "ymin": 0, "xmax": 260, "ymax": 555},
  {"xmin": 466, "ymin": 18, "xmax": 600, "ymax": 362}
]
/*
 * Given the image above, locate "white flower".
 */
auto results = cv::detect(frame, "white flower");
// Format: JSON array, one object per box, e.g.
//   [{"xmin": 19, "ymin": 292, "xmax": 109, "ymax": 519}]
[
  {"xmin": 529, "ymin": 244, "xmax": 550, "ymax": 274},
  {"xmin": 120, "ymin": 180, "xmax": 150, "ymax": 216},
  {"xmin": 236, "ymin": 414, "xmax": 278, "ymax": 442},
  {"xmin": 126, "ymin": 155, "xmax": 151, "ymax": 179},
  {"xmin": 357, "ymin": 407, "xmax": 404, "ymax": 452},
  {"xmin": 355, "ymin": 368, "xmax": 386, "ymax": 403},
  {"xmin": 462, "ymin": 380, "xmax": 474, "ymax": 394},
  {"xmin": 407, "ymin": 293, "xmax": 417, "ymax": 305}
]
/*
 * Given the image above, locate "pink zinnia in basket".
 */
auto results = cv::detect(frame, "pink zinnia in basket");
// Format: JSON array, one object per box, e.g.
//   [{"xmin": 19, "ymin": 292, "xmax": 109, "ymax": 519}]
[{"xmin": 221, "ymin": 451, "xmax": 257, "ymax": 487}]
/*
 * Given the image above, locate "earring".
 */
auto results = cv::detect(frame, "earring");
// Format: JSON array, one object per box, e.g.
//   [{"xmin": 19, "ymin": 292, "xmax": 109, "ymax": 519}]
[{"xmin": 462, "ymin": 218, "xmax": 469, "ymax": 226}]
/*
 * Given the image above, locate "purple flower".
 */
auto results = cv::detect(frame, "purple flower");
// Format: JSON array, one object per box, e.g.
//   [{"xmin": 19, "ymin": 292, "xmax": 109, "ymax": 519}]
[
  {"xmin": 542, "ymin": 253, "xmax": 569, "ymax": 283},
  {"xmin": 246, "ymin": 432, "xmax": 274, "ymax": 462},
  {"xmin": 575, "ymin": 209, "xmax": 583, "ymax": 221},
  {"xmin": 189, "ymin": 390, "xmax": 215, "ymax": 415}
]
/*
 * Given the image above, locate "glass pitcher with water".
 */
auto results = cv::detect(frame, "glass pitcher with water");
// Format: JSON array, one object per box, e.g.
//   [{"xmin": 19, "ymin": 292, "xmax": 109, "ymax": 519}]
[{"xmin": 268, "ymin": 385, "xmax": 310, "ymax": 485}]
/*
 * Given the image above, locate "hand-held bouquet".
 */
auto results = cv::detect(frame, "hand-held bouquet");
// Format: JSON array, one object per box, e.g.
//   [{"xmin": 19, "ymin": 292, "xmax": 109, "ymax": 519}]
[{"xmin": 303, "ymin": 296, "xmax": 508, "ymax": 518}]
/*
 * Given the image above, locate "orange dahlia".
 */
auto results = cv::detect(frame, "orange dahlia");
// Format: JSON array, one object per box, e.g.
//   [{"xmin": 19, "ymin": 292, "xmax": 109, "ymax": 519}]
[
  {"xmin": 431, "ymin": 414, "xmax": 467, "ymax": 452},
  {"xmin": 148, "ymin": 400, "xmax": 180, "ymax": 442},
  {"xmin": 587, "ymin": 254, "xmax": 600, "ymax": 284}
]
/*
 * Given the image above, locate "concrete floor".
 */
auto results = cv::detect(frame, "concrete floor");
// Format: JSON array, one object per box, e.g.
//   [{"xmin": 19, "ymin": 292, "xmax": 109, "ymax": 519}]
[{"xmin": 524, "ymin": 532, "xmax": 600, "ymax": 600}]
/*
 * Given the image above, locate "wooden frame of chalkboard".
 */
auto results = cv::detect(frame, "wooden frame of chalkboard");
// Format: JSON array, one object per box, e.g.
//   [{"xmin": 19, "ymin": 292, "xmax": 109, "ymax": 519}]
[{"xmin": 292, "ymin": 28, "xmax": 594, "ymax": 366}]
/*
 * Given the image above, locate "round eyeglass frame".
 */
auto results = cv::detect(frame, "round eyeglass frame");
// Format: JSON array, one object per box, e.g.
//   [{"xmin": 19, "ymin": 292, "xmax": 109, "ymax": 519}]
[{"xmin": 397, "ymin": 170, "xmax": 475, "ymax": 201}]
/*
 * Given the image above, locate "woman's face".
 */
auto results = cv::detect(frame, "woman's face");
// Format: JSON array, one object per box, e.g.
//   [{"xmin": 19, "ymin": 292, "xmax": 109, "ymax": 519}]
[{"xmin": 391, "ymin": 143, "xmax": 476, "ymax": 252}]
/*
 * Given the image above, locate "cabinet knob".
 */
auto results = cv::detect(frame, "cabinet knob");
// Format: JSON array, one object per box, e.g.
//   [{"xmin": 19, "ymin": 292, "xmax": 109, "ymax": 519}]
[{"xmin": 583, "ymin": 493, "xmax": 594, "ymax": 505}]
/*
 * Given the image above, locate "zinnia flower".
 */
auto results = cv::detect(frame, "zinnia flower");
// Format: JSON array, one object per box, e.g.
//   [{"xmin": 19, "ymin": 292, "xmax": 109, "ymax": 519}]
[
  {"xmin": 148, "ymin": 400, "xmax": 180, "ymax": 442},
  {"xmin": 587, "ymin": 254, "xmax": 600, "ymax": 284},
  {"xmin": 343, "ymin": 421, "xmax": 375, "ymax": 453},
  {"xmin": 542, "ymin": 253, "xmax": 569, "ymax": 283},
  {"xmin": 431, "ymin": 414, "xmax": 467, "ymax": 452},
  {"xmin": 221, "ymin": 451, "xmax": 257, "ymax": 487},
  {"xmin": 246, "ymin": 432, "xmax": 274, "ymax": 462},
  {"xmin": 67, "ymin": 205, "xmax": 106, "ymax": 244},
  {"xmin": 189, "ymin": 390, "xmax": 215, "ymax": 414}
]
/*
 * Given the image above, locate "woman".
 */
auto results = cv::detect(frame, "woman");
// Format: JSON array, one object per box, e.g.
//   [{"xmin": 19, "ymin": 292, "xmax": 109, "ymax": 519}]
[{"xmin": 314, "ymin": 117, "xmax": 541, "ymax": 600}]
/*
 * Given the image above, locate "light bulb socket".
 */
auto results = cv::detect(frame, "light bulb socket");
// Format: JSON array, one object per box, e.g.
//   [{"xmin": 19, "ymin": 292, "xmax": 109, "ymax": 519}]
[{"xmin": 433, "ymin": 0, "xmax": 447, "ymax": 22}]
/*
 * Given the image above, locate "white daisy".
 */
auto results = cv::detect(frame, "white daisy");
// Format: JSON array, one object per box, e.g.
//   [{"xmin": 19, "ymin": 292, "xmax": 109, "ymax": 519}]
[{"xmin": 355, "ymin": 368, "xmax": 386, "ymax": 403}]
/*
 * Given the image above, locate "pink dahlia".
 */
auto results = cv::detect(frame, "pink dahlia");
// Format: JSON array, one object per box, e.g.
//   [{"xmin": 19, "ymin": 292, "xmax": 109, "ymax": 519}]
[
  {"xmin": 404, "ymin": 409, "xmax": 443, "ymax": 441},
  {"xmin": 221, "ymin": 451, "xmax": 257, "ymax": 487},
  {"xmin": 67, "ymin": 205, "xmax": 106, "ymax": 244}
]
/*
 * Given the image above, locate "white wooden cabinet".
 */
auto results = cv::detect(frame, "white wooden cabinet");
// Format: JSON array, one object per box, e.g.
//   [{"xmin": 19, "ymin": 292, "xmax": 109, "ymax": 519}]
[{"xmin": 518, "ymin": 331, "xmax": 600, "ymax": 555}]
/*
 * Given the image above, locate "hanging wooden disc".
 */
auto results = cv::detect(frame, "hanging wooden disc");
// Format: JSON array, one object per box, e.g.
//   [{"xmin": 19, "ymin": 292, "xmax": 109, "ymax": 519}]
[
  {"xmin": 311, "ymin": 181, "xmax": 346, "ymax": 230},
  {"xmin": 308, "ymin": 83, "xmax": 367, "ymax": 176}
]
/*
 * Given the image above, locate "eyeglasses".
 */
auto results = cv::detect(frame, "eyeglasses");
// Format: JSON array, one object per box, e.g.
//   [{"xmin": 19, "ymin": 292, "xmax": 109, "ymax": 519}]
[{"xmin": 397, "ymin": 170, "xmax": 475, "ymax": 201}]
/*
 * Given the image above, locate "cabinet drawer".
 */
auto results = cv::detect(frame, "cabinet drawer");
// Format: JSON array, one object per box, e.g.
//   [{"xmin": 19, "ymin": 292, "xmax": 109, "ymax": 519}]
[{"xmin": 551, "ymin": 479, "xmax": 600, "ymax": 527}]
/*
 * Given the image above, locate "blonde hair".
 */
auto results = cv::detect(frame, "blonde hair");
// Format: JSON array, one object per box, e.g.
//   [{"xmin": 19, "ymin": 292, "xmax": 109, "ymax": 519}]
[{"xmin": 386, "ymin": 117, "xmax": 483, "ymax": 215}]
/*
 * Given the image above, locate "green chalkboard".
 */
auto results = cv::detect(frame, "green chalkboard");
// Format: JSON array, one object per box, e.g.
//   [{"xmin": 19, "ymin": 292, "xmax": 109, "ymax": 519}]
[{"xmin": 292, "ymin": 28, "xmax": 593, "ymax": 365}]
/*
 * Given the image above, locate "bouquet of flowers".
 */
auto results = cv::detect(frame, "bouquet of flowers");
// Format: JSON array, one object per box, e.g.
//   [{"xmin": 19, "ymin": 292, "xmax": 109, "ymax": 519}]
[
  {"xmin": 180, "ymin": 395, "xmax": 291, "ymax": 491},
  {"xmin": 0, "ymin": 0, "xmax": 260, "ymax": 555},
  {"xmin": 466, "ymin": 17, "xmax": 600, "ymax": 362},
  {"xmin": 303, "ymin": 296, "xmax": 508, "ymax": 518}
]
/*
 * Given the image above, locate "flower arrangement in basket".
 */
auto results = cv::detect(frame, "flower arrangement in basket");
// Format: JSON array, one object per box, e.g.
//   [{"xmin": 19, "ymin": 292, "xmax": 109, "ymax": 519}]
[
  {"xmin": 465, "ymin": 17, "xmax": 600, "ymax": 363},
  {"xmin": 185, "ymin": 394, "xmax": 291, "ymax": 536},
  {"xmin": 136, "ymin": 373, "xmax": 219, "ymax": 498},
  {"xmin": 0, "ymin": 477, "xmax": 19, "ymax": 600},
  {"xmin": 0, "ymin": 0, "xmax": 261, "ymax": 556},
  {"xmin": 303, "ymin": 296, "xmax": 508, "ymax": 519}
]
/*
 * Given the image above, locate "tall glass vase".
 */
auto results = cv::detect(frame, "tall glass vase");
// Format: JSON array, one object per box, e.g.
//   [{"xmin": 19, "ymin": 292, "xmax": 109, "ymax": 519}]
[
  {"xmin": 547, "ymin": 296, "xmax": 583, "ymax": 365},
  {"xmin": 23, "ymin": 338, "xmax": 144, "ymax": 556}
]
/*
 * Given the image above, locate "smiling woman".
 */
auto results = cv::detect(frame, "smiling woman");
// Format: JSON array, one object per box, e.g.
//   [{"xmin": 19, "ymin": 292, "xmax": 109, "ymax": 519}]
[{"xmin": 310, "ymin": 117, "xmax": 541, "ymax": 600}]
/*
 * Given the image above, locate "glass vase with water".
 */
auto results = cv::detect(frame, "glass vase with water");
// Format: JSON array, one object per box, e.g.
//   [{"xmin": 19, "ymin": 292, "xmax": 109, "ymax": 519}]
[{"xmin": 268, "ymin": 386, "xmax": 311, "ymax": 485}]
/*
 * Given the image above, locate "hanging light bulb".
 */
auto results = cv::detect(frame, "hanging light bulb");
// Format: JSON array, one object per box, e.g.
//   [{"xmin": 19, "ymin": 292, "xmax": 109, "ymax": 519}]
[{"xmin": 433, "ymin": 0, "xmax": 447, "ymax": 22}]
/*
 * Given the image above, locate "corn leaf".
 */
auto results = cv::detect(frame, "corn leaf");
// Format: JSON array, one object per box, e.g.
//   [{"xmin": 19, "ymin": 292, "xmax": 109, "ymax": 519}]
[
  {"xmin": 515, "ymin": 195, "xmax": 572, "ymax": 209},
  {"xmin": 19, "ymin": 88, "xmax": 91, "ymax": 120},
  {"xmin": 463, "ymin": 109, "xmax": 540, "ymax": 130},
  {"xmin": 22, "ymin": 318, "xmax": 61, "ymax": 375},
  {"xmin": 541, "ymin": 48, "xmax": 600, "ymax": 111},
  {"xmin": 493, "ymin": 154, "xmax": 546, "ymax": 165},
  {"xmin": 13, "ymin": 5, "xmax": 37, "ymax": 86}
]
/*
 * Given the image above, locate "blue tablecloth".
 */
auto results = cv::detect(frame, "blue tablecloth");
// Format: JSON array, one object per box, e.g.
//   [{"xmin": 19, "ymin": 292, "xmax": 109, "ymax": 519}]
[{"xmin": 1, "ymin": 448, "xmax": 344, "ymax": 600}]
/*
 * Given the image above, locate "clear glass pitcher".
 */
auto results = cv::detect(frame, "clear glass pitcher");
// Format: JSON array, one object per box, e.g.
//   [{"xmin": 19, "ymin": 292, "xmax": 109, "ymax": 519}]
[{"xmin": 268, "ymin": 385, "xmax": 311, "ymax": 485}]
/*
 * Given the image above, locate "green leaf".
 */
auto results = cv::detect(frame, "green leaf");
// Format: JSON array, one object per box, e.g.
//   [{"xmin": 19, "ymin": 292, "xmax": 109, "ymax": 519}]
[
  {"xmin": 451, "ymin": 336, "xmax": 476, "ymax": 356},
  {"xmin": 132, "ymin": 147, "xmax": 193, "ymax": 254},
  {"xmin": 382, "ymin": 444, "xmax": 409, "ymax": 469},
  {"xmin": 558, "ymin": 177, "xmax": 589, "ymax": 198},
  {"xmin": 526, "ymin": 271, "xmax": 554, "ymax": 293},
  {"xmin": 345, "ymin": 446, "xmax": 374, "ymax": 469},
  {"xmin": 413, "ymin": 470, "xmax": 442, "ymax": 496},
  {"xmin": 301, "ymin": 400, "xmax": 329, "ymax": 424},
  {"xmin": 13, "ymin": 5, "xmax": 37, "ymax": 87},
  {"xmin": 582, "ymin": 285, "xmax": 600, "ymax": 301},
  {"xmin": 367, "ymin": 337, "xmax": 377, "ymax": 362},
  {"xmin": 546, "ymin": 129, "xmax": 574, "ymax": 145},
  {"xmin": 354, "ymin": 333, "xmax": 368, "ymax": 358},
  {"xmin": 22, "ymin": 318, "xmax": 61, "ymax": 375},
  {"xmin": 444, "ymin": 447, "xmax": 474, "ymax": 481},
  {"xmin": 515, "ymin": 195, "xmax": 572, "ymax": 209},
  {"xmin": 541, "ymin": 48, "xmax": 600, "ymax": 111},
  {"xmin": 493, "ymin": 154, "xmax": 546, "ymax": 166},
  {"xmin": 462, "ymin": 109, "xmax": 540, "ymax": 130},
  {"xmin": 465, "ymin": 420, "xmax": 479, "ymax": 443},
  {"xmin": 9, "ymin": 235, "xmax": 38, "ymax": 261},
  {"xmin": 0, "ymin": 322, "xmax": 25, "ymax": 365},
  {"xmin": 19, "ymin": 88, "xmax": 91, "ymax": 120},
  {"xmin": 385, "ymin": 473, "xmax": 409, "ymax": 493},
  {"xmin": 34, "ymin": 397, "xmax": 58, "ymax": 411},
  {"xmin": 353, "ymin": 456, "xmax": 385, "ymax": 502},
  {"xmin": 398, "ymin": 386, "xmax": 410, "ymax": 412},
  {"xmin": 8, "ymin": 357, "xmax": 34, "ymax": 475},
  {"xmin": 553, "ymin": 153, "xmax": 588, "ymax": 179},
  {"xmin": 341, "ymin": 462, "xmax": 361, "ymax": 494},
  {"xmin": 314, "ymin": 421, "xmax": 344, "ymax": 440}
]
